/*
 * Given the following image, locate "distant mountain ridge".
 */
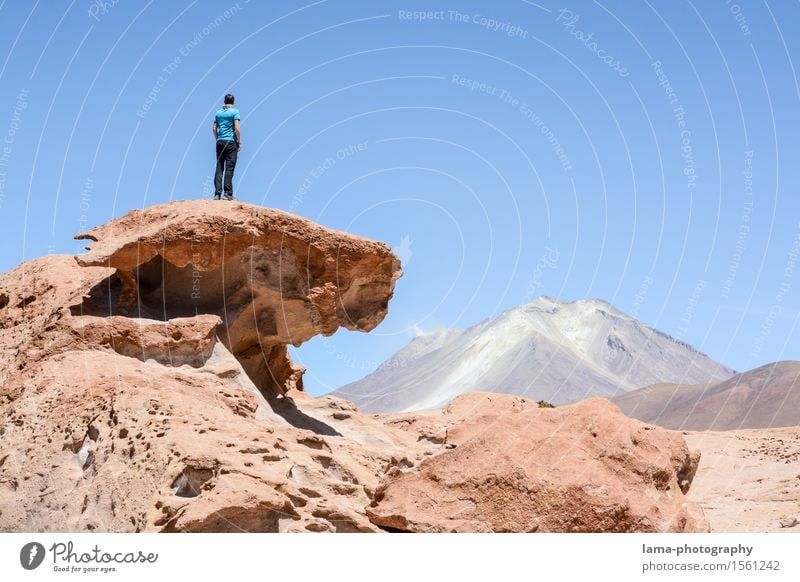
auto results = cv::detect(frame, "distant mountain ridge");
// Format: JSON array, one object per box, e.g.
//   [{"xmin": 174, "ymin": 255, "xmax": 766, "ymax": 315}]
[
  {"xmin": 334, "ymin": 296, "xmax": 735, "ymax": 413},
  {"xmin": 613, "ymin": 361, "xmax": 800, "ymax": 430}
]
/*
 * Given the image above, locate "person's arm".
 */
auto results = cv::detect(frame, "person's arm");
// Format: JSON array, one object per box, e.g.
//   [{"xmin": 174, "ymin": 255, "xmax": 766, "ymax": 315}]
[
  {"xmin": 234, "ymin": 119, "xmax": 241, "ymax": 150},
  {"xmin": 212, "ymin": 121, "xmax": 218, "ymax": 140}
]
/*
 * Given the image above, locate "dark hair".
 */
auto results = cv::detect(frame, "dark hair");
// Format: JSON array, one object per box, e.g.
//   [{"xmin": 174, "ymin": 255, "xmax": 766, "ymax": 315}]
[{"xmin": 224, "ymin": 93, "xmax": 235, "ymax": 105}]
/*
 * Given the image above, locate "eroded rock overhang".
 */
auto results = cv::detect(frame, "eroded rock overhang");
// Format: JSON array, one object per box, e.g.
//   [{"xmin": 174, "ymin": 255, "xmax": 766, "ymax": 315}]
[{"xmin": 73, "ymin": 200, "xmax": 403, "ymax": 398}]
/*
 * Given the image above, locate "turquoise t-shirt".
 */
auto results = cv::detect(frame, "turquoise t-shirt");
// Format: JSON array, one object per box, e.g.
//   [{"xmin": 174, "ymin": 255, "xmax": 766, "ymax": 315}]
[{"xmin": 215, "ymin": 107, "xmax": 240, "ymax": 142}]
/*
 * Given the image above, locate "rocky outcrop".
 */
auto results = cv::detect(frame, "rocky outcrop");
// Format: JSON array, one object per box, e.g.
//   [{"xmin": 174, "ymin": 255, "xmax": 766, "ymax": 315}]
[
  {"xmin": 368, "ymin": 395, "xmax": 708, "ymax": 532},
  {"xmin": 72, "ymin": 200, "xmax": 402, "ymax": 397},
  {"xmin": 0, "ymin": 201, "xmax": 406, "ymax": 532},
  {"xmin": 0, "ymin": 336, "xmax": 426, "ymax": 531},
  {"xmin": 0, "ymin": 201, "xmax": 709, "ymax": 533}
]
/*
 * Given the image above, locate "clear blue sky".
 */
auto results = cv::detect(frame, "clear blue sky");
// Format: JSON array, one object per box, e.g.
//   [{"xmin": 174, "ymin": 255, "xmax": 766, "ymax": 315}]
[{"xmin": 1, "ymin": 1, "xmax": 798, "ymax": 395}]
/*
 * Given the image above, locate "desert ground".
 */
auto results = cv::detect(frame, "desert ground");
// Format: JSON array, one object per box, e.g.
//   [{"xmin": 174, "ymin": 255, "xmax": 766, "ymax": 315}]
[{"xmin": 686, "ymin": 429, "xmax": 800, "ymax": 532}]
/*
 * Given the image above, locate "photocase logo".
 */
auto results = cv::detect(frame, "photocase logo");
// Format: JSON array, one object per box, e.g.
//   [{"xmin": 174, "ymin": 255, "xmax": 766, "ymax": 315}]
[{"xmin": 20, "ymin": 542, "xmax": 45, "ymax": 570}]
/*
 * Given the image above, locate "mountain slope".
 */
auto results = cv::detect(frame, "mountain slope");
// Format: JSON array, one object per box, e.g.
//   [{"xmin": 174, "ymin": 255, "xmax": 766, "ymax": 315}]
[
  {"xmin": 613, "ymin": 361, "xmax": 800, "ymax": 430},
  {"xmin": 334, "ymin": 296, "xmax": 735, "ymax": 413}
]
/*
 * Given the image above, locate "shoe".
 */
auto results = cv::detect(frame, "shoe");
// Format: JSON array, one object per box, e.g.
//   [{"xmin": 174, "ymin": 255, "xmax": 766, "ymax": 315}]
[
  {"xmin": 223, "ymin": 195, "xmax": 233, "ymax": 201},
  {"xmin": 213, "ymin": 195, "xmax": 221, "ymax": 200}
]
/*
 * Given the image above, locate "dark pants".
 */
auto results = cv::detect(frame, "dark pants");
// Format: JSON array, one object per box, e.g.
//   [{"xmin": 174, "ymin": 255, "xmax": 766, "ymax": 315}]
[{"xmin": 214, "ymin": 140, "xmax": 238, "ymax": 199}]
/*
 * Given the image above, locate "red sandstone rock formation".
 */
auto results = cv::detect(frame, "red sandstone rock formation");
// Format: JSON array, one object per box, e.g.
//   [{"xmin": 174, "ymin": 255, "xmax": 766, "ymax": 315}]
[
  {"xmin": 73, "ymin": 200, "xmax": 402, "ymax": 397},
  {"xmin": 369, "ymin": 395, "xmax": 708, "ymax": 532},
  {"xmin": 0, "ymin": 201, "xmax": 708, "ymax": 533}
]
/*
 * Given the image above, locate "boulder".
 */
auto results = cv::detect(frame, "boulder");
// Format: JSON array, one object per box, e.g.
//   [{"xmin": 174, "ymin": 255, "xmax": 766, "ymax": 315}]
[{"xmin": 367, "ymin": 395, "xmax": 709, "ymax": 532}]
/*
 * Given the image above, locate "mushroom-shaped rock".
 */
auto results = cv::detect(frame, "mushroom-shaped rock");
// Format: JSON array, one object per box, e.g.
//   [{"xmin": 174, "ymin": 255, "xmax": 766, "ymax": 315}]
[{"xmin": 74, "ymin": 200, "xmax": 402, "ymax": 397}]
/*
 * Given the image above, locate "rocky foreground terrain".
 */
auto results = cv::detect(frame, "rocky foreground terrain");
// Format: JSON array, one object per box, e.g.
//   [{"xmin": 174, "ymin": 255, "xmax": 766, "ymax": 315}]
[
  {"xmin": 686, "ymin": 429, "xmax": 800, "ymax": 532},
  {"xmin": 0, "ymin": 201, "xmax": 715, "ymax": 533}
]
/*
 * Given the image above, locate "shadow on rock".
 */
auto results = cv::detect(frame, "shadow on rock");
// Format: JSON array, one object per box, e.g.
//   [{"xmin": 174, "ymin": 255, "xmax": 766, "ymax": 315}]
[{"xmin": 269, "ymin": 396, "xmax": 341, "ymax": 437}]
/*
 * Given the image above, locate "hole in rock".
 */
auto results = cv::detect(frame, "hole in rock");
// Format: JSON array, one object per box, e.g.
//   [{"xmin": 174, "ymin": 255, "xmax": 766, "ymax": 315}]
[
  {"xmin": 16, "ymin": 295, "xmax": 36, "ymax": 309},
  {"xmin": 172, "ymin": 466, "xmax": 214, "ymax": 498}
]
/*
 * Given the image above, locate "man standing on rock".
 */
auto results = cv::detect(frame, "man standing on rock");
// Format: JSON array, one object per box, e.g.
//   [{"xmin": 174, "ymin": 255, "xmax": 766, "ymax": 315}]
[{"xmin": 212, "ymin": 93, "xmax": 241, "ymax": 200}]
